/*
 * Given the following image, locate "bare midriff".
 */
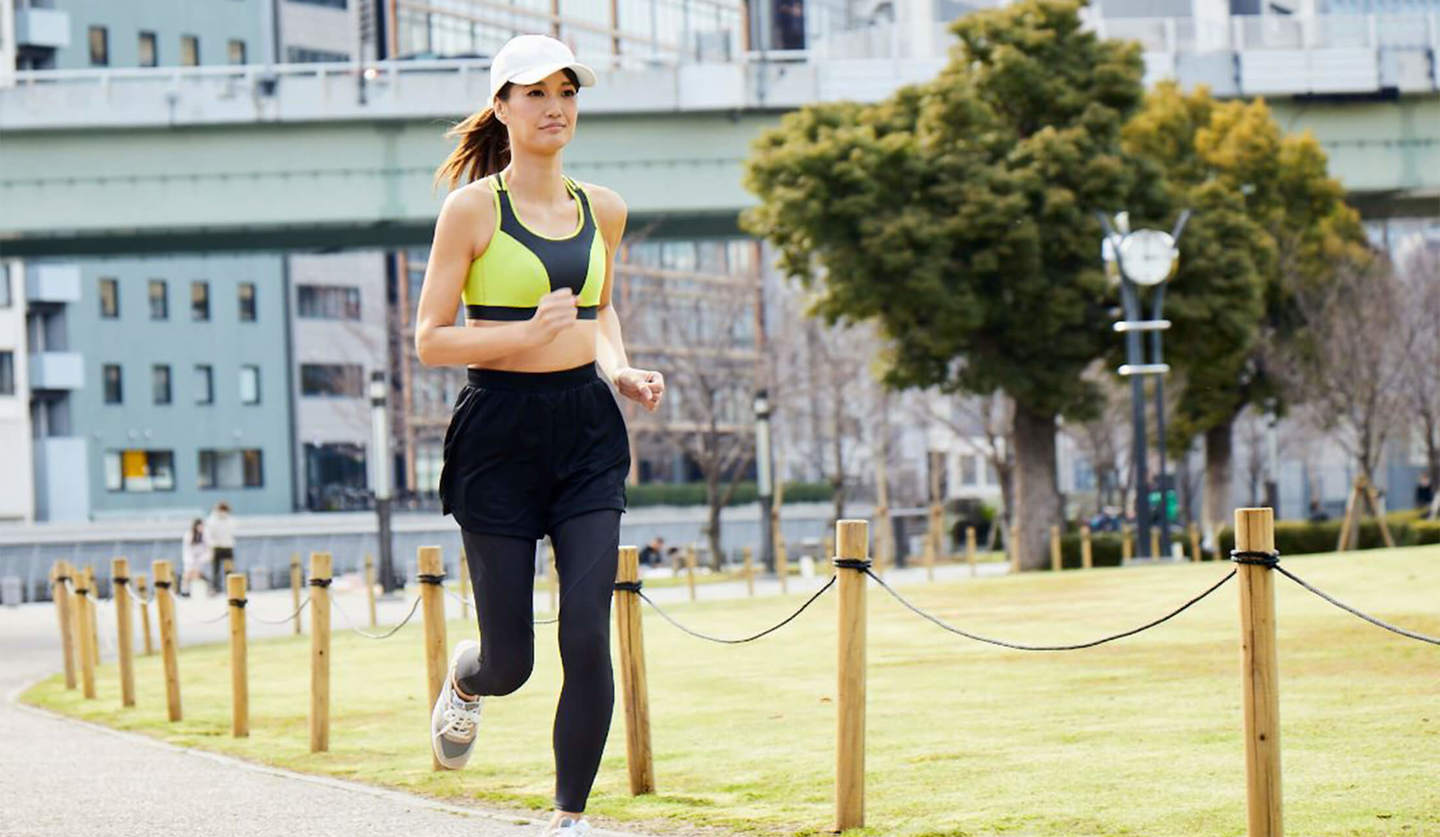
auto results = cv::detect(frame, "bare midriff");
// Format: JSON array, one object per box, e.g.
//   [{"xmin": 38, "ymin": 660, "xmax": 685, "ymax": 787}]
[{"xmin": 464, "ymin": 318, "xmax": 598, "ymax": 373}]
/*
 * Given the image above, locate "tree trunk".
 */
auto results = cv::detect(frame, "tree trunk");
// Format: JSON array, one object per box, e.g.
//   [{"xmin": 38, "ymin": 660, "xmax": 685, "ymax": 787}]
[
  {"xmin": 832, "ymin": 389, "xmax": 846, "ymax": 526},
  {"xmin": 1202, "ymin": 422, "xmax": 1233, "ymax": 542},
  {"xmin": 1011, "ymin": 403, "xmax": 1060, "ymax": 571},
  {"xmin": 706, "ymin": 469, "xmax": 724, "ymax": 571}
]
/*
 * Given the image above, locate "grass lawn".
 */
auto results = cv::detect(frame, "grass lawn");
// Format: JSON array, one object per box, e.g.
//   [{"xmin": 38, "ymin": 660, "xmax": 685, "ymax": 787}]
[{"xmin": 23, "ymin": 545, "xmax": 1439, "ymax": 836}]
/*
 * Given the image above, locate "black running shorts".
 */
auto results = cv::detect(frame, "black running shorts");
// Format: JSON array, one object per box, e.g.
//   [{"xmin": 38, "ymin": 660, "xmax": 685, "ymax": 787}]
[{"xmin": 439, "ymin": 361, "xmax": 630, "ymax": 540}]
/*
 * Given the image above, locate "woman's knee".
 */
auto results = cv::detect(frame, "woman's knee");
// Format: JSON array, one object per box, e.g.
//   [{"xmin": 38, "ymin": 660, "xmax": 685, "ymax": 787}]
[{"xmin": 459, "ymin": 647, "xmax": 534, "ymax": 696}]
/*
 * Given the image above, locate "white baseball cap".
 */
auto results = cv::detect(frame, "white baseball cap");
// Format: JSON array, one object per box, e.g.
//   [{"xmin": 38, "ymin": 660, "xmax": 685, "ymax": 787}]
[{"xmin": 489, "ymin": 35, "xmax": 597, "ymax": 102}]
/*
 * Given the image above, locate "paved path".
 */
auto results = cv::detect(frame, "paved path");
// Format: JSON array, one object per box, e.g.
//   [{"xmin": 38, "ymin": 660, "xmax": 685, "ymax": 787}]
[{"xmin": 0, "ymin": 558, "xmax": 1007, "ymax": 836}]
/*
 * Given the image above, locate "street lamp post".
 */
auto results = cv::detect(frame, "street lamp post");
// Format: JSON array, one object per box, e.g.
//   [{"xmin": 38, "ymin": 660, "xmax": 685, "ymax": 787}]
[
  {"xmin": 1100, "ymin": 211, "xmax": 1189, "ymax": 560},
  {"xmin": 369, "ymin": 370, "xmax": 397, "ymax": 592},
  {"xmin": 754, "ymin": 389, "xmax": 775, "ymax": 573}
]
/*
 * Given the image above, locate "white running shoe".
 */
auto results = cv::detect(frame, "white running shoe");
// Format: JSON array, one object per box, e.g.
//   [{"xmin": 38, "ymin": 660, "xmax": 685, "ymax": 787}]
[
  {"xmin": 430, "ymin": 639, "xmax": 483, "ymax": 769},
  {"xmin": 543, "ymin": 816, "xmax": 593, "ymax": 836}
]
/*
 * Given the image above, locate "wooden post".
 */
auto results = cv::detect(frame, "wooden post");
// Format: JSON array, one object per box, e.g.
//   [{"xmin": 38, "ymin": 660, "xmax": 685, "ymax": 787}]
[
  {"xmin": 418, "ymin": 546, "xmax": 447, "ymax": 771},
  {"xmin": 457, "ymin": 548, "xmax": 470, "ymax": 621},
  {"xmin": 1049, "ymin": 525, "xmax": 1062, "ymax": 572},
  {"xmin": 926, "ymin": 504, "xmax": 941, "ymax": 581},
  {"xmin": 153, "ymin": 560, "xmax": 182, "ymax": 721},
  {"xmin": 776, "ymin": 540, "xmax": 789, "ymax": 594},
  {"xmin": 546, "ymin": 540, "xmax": 558, "ymax": 615},
  {"xmin": 1189, "ymin": 522, "xmax": 1201, "ymax": 562},
  {"xmin": 51, "ymin": 561, "xmax": 77, "ymax": 690},
  {"xmin": 1081, "ymin": 525, "xmax": 1093, "ymax": 570},
  {"xmin": 289, "ymin": 553, "xmax": 303, "ymax": 635},
  {"xmin": 1235, "ymin": 508, "xmax": 1282, "ymax": 837},
  {"xmin": 136, "ymin": 573, "xmax": 154, "ymax": 656},
  {"xmin": 834, "ymin": 519, "xmax": 869, "ymax": 832},
  {"xmin": 84, "ymin": 566, "xmax": 99, "ymax": 669},
  {"xmin": 72, "ymin": 568, "xmax": 96, "ymax": 699},
  {"xmin": 1361, "ymin": 479, "xmax": 1397, "ymax": 549},
  {"xmin": 1122, "ymin": 526, "xmax": 1134, "ymax": 561},
  {"xmin": 112, "ymin": 557, "xmax": 136, "ymax": 708},
  {"xmin": 365, "ymin": 553, "xmax": 378, "ymax": 627},
  {"xmin": 309, "ymin": 551, "xmax": 332, "ymax": 753},
  {"xmin": 1336, "ymin": 478, "xmax": 1361, "ymax": 552},
  {"xmin": 742, "ymin": 546, "xmax": 755, "ymax": 597},
  {"xmin": 965, "ymin": 526, "xmax": 977, "ymax": 577},
  {"xmin": 614, "ymin": 545, "xmax": 655, "ymax": 795},
  {"xmin": 1150, "ymin": 527, "xmax": 1162, "ymax": 560},
  {"xmin": 227, "ymin": 573, "xmax": 249, "ymax": 738},
  {"xmin": 685, "ymin": 544, "xmax": 697, "ymax": 602}
]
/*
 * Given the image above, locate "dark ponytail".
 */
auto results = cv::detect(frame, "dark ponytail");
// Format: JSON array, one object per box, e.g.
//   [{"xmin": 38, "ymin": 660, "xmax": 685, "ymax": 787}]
[{"xmin": 434, "ymin": 85, "xmax": 512, "ymax": 191}]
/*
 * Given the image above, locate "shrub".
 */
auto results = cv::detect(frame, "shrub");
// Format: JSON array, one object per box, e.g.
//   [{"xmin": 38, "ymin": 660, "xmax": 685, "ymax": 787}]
[{"xmin": 626, "ymin": 480, "xmax": 834, "ymax": 508}]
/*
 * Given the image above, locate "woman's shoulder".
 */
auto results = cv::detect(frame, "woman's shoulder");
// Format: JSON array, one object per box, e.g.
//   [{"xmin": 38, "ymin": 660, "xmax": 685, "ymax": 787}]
[
  {"xmin": 574, "ymin": 180, "xmax": 626, "ymax": 237},
  {"xmin": 444, "ymin": 177, "xmax": 501, "ymax": 214}
]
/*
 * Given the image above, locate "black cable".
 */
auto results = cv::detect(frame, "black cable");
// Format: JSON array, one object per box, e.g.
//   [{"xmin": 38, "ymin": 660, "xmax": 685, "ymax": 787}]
[
  {"xmin": 1273, "ymin": 564, "xmax": 1440, "ymax": 646},
  {"xmin": 228, "ymin": 598, "xmax": 247, "ymax": 608},
  {"xmin": 308, "ymin": 578, "xmax": 333, "ymax": 588},
  {"xmin": 636, "ymin": 576, "xmax": 837, "ymax": 644},
  {"xmin": 864, "ymin": 568, "xmax": 1238, "ymax": 651},
  {"xmin": 153, "ymin": 580, "xmax": 172, "ymax": 590},
  {"xmin": 416, "ymin": 573, "xmax": 446, "ymax": 585},
  {"xmin": 614, "ymin": 580, "xmax": 642, "ymax": 593},
  {"xmin": 833, "ymin": 558, "xmax": 872, "ymax": 571}
]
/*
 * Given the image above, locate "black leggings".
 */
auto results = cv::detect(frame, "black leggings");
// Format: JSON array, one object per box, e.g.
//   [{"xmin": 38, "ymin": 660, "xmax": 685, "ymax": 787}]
[{"xmin": 456, "ymin": 508, "xmax": 620, "ymax": 814}]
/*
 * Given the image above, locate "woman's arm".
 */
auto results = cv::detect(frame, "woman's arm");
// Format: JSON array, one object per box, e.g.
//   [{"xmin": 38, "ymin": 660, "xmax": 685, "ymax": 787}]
[
  {"xmin": 588, "ymin": 183, "xmax": 665, "ymax": 413},
  {"xmin": 415, "ymin": 184, "xmax": 544, "ymax": 367},
  {"xmin": 589, "ymin": 185, "xmax": 631, "ymax": 385}
]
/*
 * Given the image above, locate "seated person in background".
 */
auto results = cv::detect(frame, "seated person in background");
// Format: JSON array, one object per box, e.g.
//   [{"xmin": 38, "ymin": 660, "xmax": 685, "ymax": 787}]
[
  {"xmin": 1308, "ymin": 499, "xmax": 1330, "ymax": 523},
  {"xmin": 638, "ymin": 536, "xmax": 666, "ymax": 568}
]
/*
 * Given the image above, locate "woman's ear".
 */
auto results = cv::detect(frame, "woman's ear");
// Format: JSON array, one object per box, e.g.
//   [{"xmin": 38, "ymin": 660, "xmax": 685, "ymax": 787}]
[{"xmin": 493, "ymin": 98, "xmax": 509, "ymax": 126}]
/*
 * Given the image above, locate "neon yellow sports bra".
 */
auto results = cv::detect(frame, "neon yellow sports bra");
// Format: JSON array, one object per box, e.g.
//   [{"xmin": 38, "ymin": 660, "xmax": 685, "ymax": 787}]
[{"xmin": 462, "ymin": 172, "xmax": 607, "ymax": 321}]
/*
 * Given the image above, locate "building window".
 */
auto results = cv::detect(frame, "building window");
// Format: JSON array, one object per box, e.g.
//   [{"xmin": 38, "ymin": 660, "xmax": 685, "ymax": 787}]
[
  {"xmin": 244, "ymin": 449, "xmax": 264, "ymax": 487},
  {"xmin": 300, "ymin": 364, "xmax": 364, "ymax": 397},
  {"xmin": 228, "ymin": 39, "xmax": 247, "ymax": 65},
  {"xmin": 285, "ymin": 46, "xmax": 350, "ymax": 63},
  {"xmin": 288, "ymin": 0, "xmax": 349, "ymax": 9},
  {"xmin": 103, "ymin": 364, "xmax": 123, "ymax": 404},
  {"xmin": 960, "ymin": 454, "xmax": 979, "ymax": 487},
  {"xmin": 139, "ymin": 31, "xmax": 157, "ymax": 67},
  {"xmin": 198, "ymin": 449, "xmax": 264, "ymax": 489},
  {"xmin": 0, "ymin": 352, "xmax": 14, "ymax": 396},
  {"xmin": 238, "ymin": 282, "xmax": 257, "ymax": 321},
  {"xmin": 153, "ymin": 364, "xmax": 172, "ymax": 405},
  {"xmin": 191, "ymin": 280, "xmax": 210, "ymax": 320},
  {"xmin": 148, "ymin": 279, "xmax": 168, "ymax": 319},
  {"xmin": 99, "ymin": 278, "xmax": 119, "ymax": 318},
  {"xmin": 104, "ymin": 450, "xmax": 176, "ymax": 493},
  {"xmin": 239, "ymin": 365, "xmax": 260, "ymax": 405},
  {"xmin": 1, "ymin": 263, "xmax": 11, "ymax": 307},
  {"xmin": 194, "ymin": 364, "xmax": 213, "ymax": 405},
  {"xmin": 297, "ymin": 285, "xmax": 361, "ymax": 320},
  {"xmin": 89, "ymin": 26, "xmax": 109, "ymax": 66},
  {"xmin": 180, "ymin": 35, "xmax": 200, "ymax": 67}
]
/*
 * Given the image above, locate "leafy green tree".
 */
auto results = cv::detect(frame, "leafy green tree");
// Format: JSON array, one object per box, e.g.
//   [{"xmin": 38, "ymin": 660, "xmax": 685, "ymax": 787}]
[
  {"xmin": 742, "ymin": 0, "xmax": 1167, "ymax": 569},
  {"xmin": 1122, "ymin": 83, "xmax": 1366, "ymax": 535}
]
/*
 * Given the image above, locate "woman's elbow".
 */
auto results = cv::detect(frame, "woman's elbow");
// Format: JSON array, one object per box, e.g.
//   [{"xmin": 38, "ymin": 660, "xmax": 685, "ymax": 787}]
[{"xmin": 414, "ymin": 328, "xmax": 437, "ymax": 367}]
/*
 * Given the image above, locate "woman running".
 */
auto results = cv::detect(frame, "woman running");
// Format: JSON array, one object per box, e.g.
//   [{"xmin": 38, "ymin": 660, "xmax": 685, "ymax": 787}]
[{"xmin": 414, "ymin": 33, "xmax": 666, "ymax": 837}]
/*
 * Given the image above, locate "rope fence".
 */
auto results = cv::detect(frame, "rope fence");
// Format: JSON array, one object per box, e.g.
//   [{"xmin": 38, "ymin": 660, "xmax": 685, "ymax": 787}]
[{"xmin": 42, "ymin": 506, "xmax": 1437, "ymax": 836}]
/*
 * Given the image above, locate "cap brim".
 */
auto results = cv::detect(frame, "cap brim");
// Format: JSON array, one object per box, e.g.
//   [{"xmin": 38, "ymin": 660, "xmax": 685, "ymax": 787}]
[{"xmin": 507, "ymin": 61, "xmax": 597, "ymax": 88}]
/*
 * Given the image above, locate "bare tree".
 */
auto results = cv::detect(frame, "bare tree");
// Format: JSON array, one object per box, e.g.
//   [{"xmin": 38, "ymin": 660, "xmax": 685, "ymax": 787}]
[
  {"xmin": 908, "ymin": 391, "xmax": 1015, "ymax": 548},
  {"xmin": 620, "ymin": 261, "xmax": 759, "ymax": 565},
  {"xmin": 1288, "ymin": 258, "xmax": 1414, "ymax": 488},
  {"xmin": 1398, "ymin": 245, "xmax": 1440, "ymax": 510},
  {"xmin": 1067, "ymin": 368, "xmax": 1133, "ymax": 518}
]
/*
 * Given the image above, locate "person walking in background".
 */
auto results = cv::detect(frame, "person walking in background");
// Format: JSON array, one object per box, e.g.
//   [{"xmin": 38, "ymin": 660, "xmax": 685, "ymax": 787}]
[
  {"xmin": 205, "ymin": 501, "xmax": 236, "ymax": 597},
  {"xmin": 180, "ymin": 518, "xmax": 208, "ymax": 598}
]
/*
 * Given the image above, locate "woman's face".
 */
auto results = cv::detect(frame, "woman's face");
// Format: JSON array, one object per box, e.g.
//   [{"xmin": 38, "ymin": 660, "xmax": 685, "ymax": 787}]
[{"xmin": 495, "ymin": 70, "xmax": 578, "ymax": 153}]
